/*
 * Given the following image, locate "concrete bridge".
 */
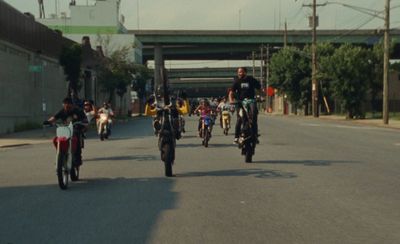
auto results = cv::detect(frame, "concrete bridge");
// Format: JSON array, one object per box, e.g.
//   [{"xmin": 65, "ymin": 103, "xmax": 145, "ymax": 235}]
[
  {"xmin": 130, "ymin": 29, "xmax": 400, "ymax": 96},
  {"xmin": 131, "ymin": 29, "xmax": 400, "ymax": 61},
  {"xmin": 167, "ymin": 68, "xmax": 257, "ymax": 97}
]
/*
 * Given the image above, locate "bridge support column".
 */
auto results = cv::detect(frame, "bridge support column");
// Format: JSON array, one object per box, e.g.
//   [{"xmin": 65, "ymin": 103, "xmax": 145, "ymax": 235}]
[{"xmin": 154, "ymin": 44, "xmax": 164, "ymax": 92}]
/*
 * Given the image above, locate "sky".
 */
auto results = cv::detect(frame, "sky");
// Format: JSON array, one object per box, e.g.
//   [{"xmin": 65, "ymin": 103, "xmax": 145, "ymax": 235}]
[
  {"xmin": 3, "ymin": 0, "xmax": 400, "ymax": 30},
  {"xmin": 3, "ymin": 0, "xmax": 400, "ymax": 68}
]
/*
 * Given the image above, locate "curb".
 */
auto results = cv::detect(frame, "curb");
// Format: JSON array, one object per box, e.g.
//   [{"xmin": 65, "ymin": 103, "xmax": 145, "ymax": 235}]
[
  {"xmin": 262, "ymin": 113, "xmax": 400, "ymax": 130},
  {"xmin": 0, "ymin": 143, "xmax": 31, "ymax": 149}
]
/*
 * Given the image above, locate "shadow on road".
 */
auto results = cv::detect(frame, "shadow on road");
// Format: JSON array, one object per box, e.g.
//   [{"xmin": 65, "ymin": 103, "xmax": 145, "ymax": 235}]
[
  {"xmin": 177, "ymin": 143, "xmax": 236, "ymax": 148},
  {"xmin": 85, "ymin": 154, "xmax": 157, "ymax": 162},
  {"xmin": 177, "ymin": 168, "xmax": 296, "ymax": 179},
  {"xmin": 0, "ymin": 177, "xmax": 177, "ymax": 244},
  {"xmin": 253, "ymin": 159, "xmax": 359, "ymax": 166}
]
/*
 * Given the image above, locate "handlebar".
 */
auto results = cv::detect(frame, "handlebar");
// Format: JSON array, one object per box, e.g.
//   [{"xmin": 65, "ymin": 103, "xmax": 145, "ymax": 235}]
[{"xmin": 43, "ymin": 120, "xmax": 87, "ymax": 127}]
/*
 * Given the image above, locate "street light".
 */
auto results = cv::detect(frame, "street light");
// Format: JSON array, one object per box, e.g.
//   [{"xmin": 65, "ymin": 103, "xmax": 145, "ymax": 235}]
[{"xmin": 324, "ymin": 1, "xmax": 391, "ymax": 124}]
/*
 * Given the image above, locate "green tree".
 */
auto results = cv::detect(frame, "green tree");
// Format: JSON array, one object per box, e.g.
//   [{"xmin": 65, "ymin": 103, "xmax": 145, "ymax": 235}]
[
  {"xmin": 367, "ymin": 43, "xmax": 384, "ymax": 114},
  {"xmin": 321, "ymin": 44, "xmax": 371, "ymax": 119},
  {"xmin": 391, "ymin": 62, "xmax": 400, "ymax": 72},
  {"xmin": 269, "ymin": 46, "xmax": 311, "ymax": 114},
  {"xmin": 318, "ymin": 43, "xmax": 340, "ymax": 114},
  {"xmin": 59, "ymin": 43, "xmax": 82, "ymax": 96},
  {"xmin": 131, "ymin": 64, "xmax": 151, "ymax": 115},
  {"xmin": 97, "ymin": 46, "xmax": 150, "ymax": 115}
]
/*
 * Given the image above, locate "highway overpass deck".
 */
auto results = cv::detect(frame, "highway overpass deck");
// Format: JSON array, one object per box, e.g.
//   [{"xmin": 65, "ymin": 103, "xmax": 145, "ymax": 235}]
[{"xmin": 130, "ymin": 29, "xmax": 400, "ymax": 60}]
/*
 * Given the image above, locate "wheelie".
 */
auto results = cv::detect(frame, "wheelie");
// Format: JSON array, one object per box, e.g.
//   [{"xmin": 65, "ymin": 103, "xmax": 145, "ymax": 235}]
[
  {"xmin": 145, "ymin": 69, "xmax": 187, "ymax": 177},
  {"xmin": 229, "ymin": 67, "xmax": 261, "ymax": 163},
  {"xmin": 43, "ymin": 97, "xmax": 88, "ymax": 189}
]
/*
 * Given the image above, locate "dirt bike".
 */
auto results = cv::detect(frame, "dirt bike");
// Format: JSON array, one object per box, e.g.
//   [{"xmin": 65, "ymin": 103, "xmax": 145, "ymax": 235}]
[
  {"xmin": 221, "ymin": 110, "xmax": 231, "ymax": 136},
  {"xmin": 179, "ymin": 115, "xmax": 185, "ymax": 133},
  {"xmin": 237, "ymin": 99, "xmax": 257, "ymax": 163},
  {"xmin": 155, "ymin": 105, "xmax": 177, "ymax": 177},
  {"xmin": 97, "ymin": 113, "xmax": 111, "ymax": 141},
  {"xmin": 200, "ymin": 115, "xmax": 212, "ymax": 147},
  {"xmin": 44, "ymin": 121, "xmax": 83, "ymax": 190}
]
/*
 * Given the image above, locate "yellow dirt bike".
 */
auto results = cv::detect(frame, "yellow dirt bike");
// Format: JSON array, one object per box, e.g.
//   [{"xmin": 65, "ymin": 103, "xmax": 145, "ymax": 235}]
[{"xmin": 221, "ymin": 110, "xmax": 231, "ymax": 135}]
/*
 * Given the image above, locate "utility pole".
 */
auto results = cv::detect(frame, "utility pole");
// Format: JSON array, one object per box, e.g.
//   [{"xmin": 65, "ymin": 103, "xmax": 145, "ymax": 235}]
[
  {"xmin": 38, "ymin": 0, "xmax": 45, "ymax": 19},
  {"xmin": 239, "ymin": 9, "xmax": 242, "ymax": 30},
  {"xmin": 284, "ymin": 21, "xmax": 288, "ymax": 48},
  {"xmin": 312, "ymin": 0, "xmax": 318, "ymax": 117},
  {"xmin": 260, "ymin": 45, "xmax": 265, "ymax": 87},
  {"xmin": 303, "ymin": 0, "xmax": 326, "ymax": 117},
  {"xmin": 137, "ymin": 0, "xmax": 140, "ymax": 30},
  {"xmin": 252, "ymin": 51, "xmax": 256, "ymax": 77},
  {"xmin": 266, "ymin": 45, "xmax": 270, "ymax": 111},
  {"xmin": 383, "ymin": 0, "xmax": 390, "ymax": 124}
]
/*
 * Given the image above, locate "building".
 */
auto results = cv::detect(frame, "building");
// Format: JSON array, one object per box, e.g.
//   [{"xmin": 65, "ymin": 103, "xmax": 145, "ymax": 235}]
[
  {"xmin": 0, "ymin": 1, "xmax": 75, "ymax": 134},
  {"xmin": 37, "ymin": 0, "xmax": 143, "ymax": 113}
]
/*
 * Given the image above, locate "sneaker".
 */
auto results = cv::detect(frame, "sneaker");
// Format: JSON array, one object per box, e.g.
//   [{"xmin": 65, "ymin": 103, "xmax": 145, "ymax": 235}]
[{"xmin": 233, "ymin": 138, "xmax": 239, "ymax": 144}]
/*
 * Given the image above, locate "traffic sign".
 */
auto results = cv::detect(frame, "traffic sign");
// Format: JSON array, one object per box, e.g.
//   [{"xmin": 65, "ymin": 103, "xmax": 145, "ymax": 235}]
[{"xmin": 29, "ymin": 65, "xmax": 43, "ymax": 73}]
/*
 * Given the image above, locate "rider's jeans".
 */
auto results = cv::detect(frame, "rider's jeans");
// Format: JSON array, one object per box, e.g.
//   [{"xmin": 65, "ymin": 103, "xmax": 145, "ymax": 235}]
[
  {"xmin": 73, "ymin": 129, "xmax": 83, "ymax": 166},
  {"xmin": 235, "ymin": 103, "xmax": 258, "ymax": 138}
]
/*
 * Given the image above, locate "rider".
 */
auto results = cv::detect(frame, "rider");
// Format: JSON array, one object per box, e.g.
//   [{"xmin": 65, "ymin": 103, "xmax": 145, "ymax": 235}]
[
  {"xmin": 148, "ymin": 91, "xmax": 182, "ymax": 140},
  {"xmin": 217, "ymin": 97, "xmax": 230, "ymax": 128},
  {"xmin": 83, "ymin": 100, "xmax": 96, "ymax": 123},
  {"xmin": 97, "ymin": 102, "xmax": 114, "ymax": 135},
  {"xmin": 195, "ymin": 99, "xmax": 213, "ymax": 137},
  {"xmin": 44, "ymin": 97, "xmax": 88, "ymax": 166},
  {"xmin": 229, "ymin": 67, "xmax": 261, "ymax": 144}
]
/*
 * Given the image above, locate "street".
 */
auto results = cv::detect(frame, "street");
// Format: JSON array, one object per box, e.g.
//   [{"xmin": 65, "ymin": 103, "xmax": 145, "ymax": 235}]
[{"xmin": 1, "ymin": 115, "xmax": 400, "ymax": 244}]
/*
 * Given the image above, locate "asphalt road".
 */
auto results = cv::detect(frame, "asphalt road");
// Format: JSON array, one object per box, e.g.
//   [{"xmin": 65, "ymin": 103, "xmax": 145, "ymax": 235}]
[{"xmin": 1, "ymin": 115, "xmax": 399, "ymax": 244}]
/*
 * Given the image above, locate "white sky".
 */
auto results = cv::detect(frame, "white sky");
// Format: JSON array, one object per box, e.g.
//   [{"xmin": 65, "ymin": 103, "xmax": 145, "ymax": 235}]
[
  {"xmin": 3, "ymin": 0, "xmax": 400, "ymax": 68},
  {"xmin": 3, "ymin": 0, "xmax": 400, "ymax": 30}
]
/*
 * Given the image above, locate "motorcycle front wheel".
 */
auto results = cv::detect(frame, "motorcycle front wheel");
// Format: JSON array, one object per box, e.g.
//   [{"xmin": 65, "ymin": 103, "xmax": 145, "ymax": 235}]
[{"xmin": 57, "ymin": 151, "xmax": 69, "ymax": 190}]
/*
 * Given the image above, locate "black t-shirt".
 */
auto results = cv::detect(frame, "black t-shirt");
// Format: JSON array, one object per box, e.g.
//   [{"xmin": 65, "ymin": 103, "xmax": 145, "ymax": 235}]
[
  {"xmin": 54, "ymin": 107, "xmax": 87, "ymax": 123},
  {"xmin": 231, "ymin": 76, "xmax": 261, "ymax": 100}
]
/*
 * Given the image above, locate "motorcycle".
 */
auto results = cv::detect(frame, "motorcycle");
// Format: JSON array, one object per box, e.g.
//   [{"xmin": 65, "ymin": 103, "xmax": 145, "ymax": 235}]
[
  {"xmin": 221, "ymin": 110, "xmax": 231, "ymax": 135},
  {"xmin": 179, "ymin": 115, "xmax": 186, "ymax": 133},
  {"xmin": 237, "ymin": 99, "xmax": 257, "ymax": 163},
  {"xmin": 97, "ymin": 113, "xmax": 111, "ymax": 141},
  {"xmin": 45, "ymin": 121, "xmax": 83, "ymax": 190},
  {"xmin": 200, "ymin": 115, "xmax": 212, "ymax": 147}
]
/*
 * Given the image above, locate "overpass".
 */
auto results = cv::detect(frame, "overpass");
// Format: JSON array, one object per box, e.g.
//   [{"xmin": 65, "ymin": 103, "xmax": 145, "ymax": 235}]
[
  {"xmin": 130, "ymin": 29, "xmax": 400, "ymax": 61},
  {"xmin": 129, "ymin": 29, "xmax": 400, "ymax": 97}
]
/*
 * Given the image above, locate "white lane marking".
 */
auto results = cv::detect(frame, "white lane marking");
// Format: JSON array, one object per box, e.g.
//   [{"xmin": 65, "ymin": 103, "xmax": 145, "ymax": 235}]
[
  {"xmin": 301, "ymin": 123, "xmax": 322, "ymax": 127},
  {"xmin": 301, "ymin": 123, "xmax": 375, "ymax": 130}
]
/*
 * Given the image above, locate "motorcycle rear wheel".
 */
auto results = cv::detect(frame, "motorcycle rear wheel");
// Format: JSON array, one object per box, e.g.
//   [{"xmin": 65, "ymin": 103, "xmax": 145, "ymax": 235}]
[
  {"xmin": 70, "ymin": 166, "xmax": 79, "ymax": 181},
  {"xmin": 204, "ymin": 129, "xmax": 209, "ymax": 147},
  {"xmin": 161, "ymin": 143, "xmax": 173, "ymax": 177}
]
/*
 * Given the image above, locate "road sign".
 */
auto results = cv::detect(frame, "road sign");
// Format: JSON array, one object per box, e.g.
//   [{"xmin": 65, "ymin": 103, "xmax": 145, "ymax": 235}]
[{"xmin": 29, "ymin": 65, "xmax": 43, "ymax": 73}]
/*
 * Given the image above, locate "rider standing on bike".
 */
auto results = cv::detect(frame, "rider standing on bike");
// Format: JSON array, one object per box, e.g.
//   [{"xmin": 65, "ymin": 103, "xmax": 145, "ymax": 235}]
[
  {"xmin": 195, "ymin": 99, "xmax": 212, "ymax": 137},
  {"xmin": 229, "ymin": 67, "xmax": 261, "ymax": 144},
  {"xmin": 45, "ymin": 97, "xmax": 88, "ymax": 166}
]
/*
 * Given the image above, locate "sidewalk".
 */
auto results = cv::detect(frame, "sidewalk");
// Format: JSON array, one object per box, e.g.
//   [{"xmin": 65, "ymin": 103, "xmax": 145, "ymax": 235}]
[
  {"xmin": 265, "ymin": 112, "xmax": 400, "ymax": 130},
  {"xmin": 318, "ymin": 115, "xmax": 400, "ymax": 130},
  {"xmin": 0, "ymin": 127, "xmax": 55, "ymax": 148},
  {"xmin": 0, "ymin": 117, "xmax": 138, "ymax": 149}
]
